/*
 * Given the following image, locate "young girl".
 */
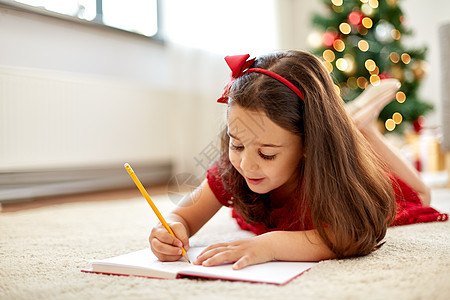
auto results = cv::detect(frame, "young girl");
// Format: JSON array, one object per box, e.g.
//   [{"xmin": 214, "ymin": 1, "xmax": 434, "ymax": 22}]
[{"xmin": 149, "ymin": 50, "xmax": 447, "ymax": 270}]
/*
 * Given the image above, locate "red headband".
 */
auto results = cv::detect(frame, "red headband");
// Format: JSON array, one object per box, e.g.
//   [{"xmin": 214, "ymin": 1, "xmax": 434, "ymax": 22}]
[{"xmin": 217, "ymin": 54, "xmax": 304, "ymax": 103}]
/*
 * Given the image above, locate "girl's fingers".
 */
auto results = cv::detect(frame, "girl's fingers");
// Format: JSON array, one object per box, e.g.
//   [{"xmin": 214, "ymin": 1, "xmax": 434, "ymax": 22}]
[
  {"xmin": 149, "ymin": 222, "xmax": 189, "ymax": 262},
  {"xmin": 195, "ymin": 245, "xmax": 227, "ymax": 262},
  {"xmin": 197, "ymin": 243, "xmax": 230, "ymax": 256},
  {"xmin": 201, "ymin": 250, "xmax": 237, "ymax": 267},
  {"xmin": 153, "ymin": 227, "xmax": 183, "ymax": 247},
  {"xmin": 170, "ymin": 223, "xmax": 190, "ymax": 251},
  {"xmin": 232, "ymin": 255, "xmax": 252, "ymax": 270},
  {"xmin": 151, "ymin": 236, "xmax": 183, "ymax": 256},
  {"xmin": 194, "ymin": 245, "xmax": 241, "ymax": 266},
  {"xmin": 193, "ymin": 238, "xmax": 270, "ymax": 269}
]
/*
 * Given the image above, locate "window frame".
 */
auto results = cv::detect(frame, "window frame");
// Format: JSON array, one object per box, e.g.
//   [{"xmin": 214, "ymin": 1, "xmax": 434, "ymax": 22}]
[{"xmin": 0, "ymin": 0, "xmax": 163, "ymax": 42}]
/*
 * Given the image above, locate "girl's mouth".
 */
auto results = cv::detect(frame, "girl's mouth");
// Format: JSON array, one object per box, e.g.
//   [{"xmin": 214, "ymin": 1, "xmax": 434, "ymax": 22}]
[{"xmin": 246, "ymin": 177, "xmax": 265, "ymax": 185}]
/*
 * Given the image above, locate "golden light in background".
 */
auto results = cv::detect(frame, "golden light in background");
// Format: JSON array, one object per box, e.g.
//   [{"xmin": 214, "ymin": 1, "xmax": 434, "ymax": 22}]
[
  {"xmin": 392, "ymin": 112, "xmax": 403, "ymax": 124},
  {"xmin": 360, "ymin": 0, "xmax": 369, "ymax": 3},
  {"xmin": 387, "ymin": 0, "xmax": 397, "ymax": 6},
  {"xmin": 323, "ymin": 60, "xmax": 333, "ymax": 73},
  {"xmin": 357, "ymin": 76, "xmax": 369, "ymax": 89},
  {"xmin": 331, "ymin": 0, "xmax": 343, "ymax": 6},
  {"xmin": 333, "ymin": 39, "xmax": 346, "ymax": 52},
  {"xmin": 370, "ymin": 75, "xmax": 381, "ymax": 85},
  {"xmin": 369, "ymin": 0, "xmax": 379, "ymax": 8},
  {"xmin": 365, "ymin": 59, "xmax": 376, "ymax": 71},
  {"xmin": 391, "ymin": 29, "xmax": 401, "ymax": 40},
  {"xmin": 369, "ymin": 66, "xmax": 379, "ymax": 75},
  {"xmin": 401, "ymin": 53, "xmax": 411, "ymax": 64},
  {"xmin": 339, "ymin": 23, "xmax": 351, "ymax": 34},
  {"xmin": 385, "ymin": 119, "xmax": 396, "ymax": 131},
  {"xmin": 334, "ymin": 84, "xmax": 341, "ymax": 95},
  {"xmin": 333, "ymin": 5, "xmax": 344, "ymax": 12},
  {"xmin": 390, "ymin": 52, "xmax": 400, "ymax": 63},
  {"xmin": 390, "ymin": 65, "xmax": 404, "ymax": 81},
  {"xmin": 411, "ymin": 60, "xmax": 429, "ymax": 80},
  {"xmin": 396, "ymin": 91, "xmax": 406, "ymax": 103},
  {"xmin": 358, "ymin": 27, "xmax": 369, "ymax": 35},
  {"xmin": 361, "ymin": 4, "xmax": 374, "ymax": 16},
  {"xmin": 336, "ymin": 58, "xmax": 348, "ymax": 71},
  {"xmin": 347, "ymin": 77, "xmax": 358, "ymax": 89},
  {"xmin": 323, "ymin": 49, "xmax": 336, "ymax": 62},
  {"xmin": 343, "ymin": 54, "xmax": 356, "ymax": 75},
  {"xmin": 307, "ymin": 30, "xmax": 323, "ymax": 49},
  {"xmin": 358, "ymin": 40, "xmax": 369, "ymax": 52},
  {"xmin": 362, "ymin": 17, "xmax": 373, "ymax": 28}
]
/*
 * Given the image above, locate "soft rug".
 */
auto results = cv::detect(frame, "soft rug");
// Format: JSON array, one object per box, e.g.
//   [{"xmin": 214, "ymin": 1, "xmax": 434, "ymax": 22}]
[{"xmin": 1, "ymin": 189, "xmax": 449, "ymax": 300}]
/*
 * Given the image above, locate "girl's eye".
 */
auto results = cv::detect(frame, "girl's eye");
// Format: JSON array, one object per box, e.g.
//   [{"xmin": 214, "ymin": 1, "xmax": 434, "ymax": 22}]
[
  {"xmin": 259, "ymin": 151, "xmax": 276, "ymax": 160},
  {"xmin": 230, "ymin": 143, "xmax": 244, "ymax": 151}
]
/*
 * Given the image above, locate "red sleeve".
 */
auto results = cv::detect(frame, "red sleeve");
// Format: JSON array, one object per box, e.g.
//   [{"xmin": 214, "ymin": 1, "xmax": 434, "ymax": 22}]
[{"xmin": 206, "ymin": 162, "xmax": 233, "ymax": 207}]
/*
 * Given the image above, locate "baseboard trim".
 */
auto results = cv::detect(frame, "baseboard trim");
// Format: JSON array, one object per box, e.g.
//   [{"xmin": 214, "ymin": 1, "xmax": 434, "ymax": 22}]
[{"xmin": 0, "ymin": 162, "xmax": 173, "ymax": 203}]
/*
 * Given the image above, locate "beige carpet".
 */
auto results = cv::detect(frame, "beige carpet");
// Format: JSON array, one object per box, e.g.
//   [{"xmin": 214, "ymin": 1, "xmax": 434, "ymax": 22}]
[{"xmin": 1, "ymin": 189, "xmax": 449, "ymax": 300}]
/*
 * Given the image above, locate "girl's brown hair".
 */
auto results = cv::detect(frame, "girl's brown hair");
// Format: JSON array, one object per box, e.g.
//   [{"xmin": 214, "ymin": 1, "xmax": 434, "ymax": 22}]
[{"xmin": 218, "ymin": 50, "xmax": 396, "ymax": 258}]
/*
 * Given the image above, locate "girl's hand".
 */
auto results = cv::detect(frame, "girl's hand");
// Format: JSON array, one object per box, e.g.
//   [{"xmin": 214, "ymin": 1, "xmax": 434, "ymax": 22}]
[
  {"xmin": 193, "ymin": 235, "xmax": 274, "ymax": 270},
  {"xmin": 149, "ymin": 222, "xmax": 190, "ymax": 262}
]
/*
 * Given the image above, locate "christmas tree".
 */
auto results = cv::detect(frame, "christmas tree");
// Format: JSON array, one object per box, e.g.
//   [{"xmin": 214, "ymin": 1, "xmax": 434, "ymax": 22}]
[{"xmin": 309, "ymin": 0, "xmax": 433, "ymax": 132}]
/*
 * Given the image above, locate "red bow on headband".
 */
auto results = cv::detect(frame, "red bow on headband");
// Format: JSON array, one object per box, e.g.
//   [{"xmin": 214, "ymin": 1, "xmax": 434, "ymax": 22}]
[
  {"xmin": 217, "ymin": 54, "xmax": 304, "ymax": 103},
  {"xmin": 217, "ymin": 54, "xmax": 255, "ymax": 103}
]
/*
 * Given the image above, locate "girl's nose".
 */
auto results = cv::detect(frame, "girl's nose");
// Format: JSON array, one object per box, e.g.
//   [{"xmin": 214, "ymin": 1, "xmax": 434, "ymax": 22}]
[{"xmin": 240, "ymin": 152, "xmax": 259, "ymax": 173}]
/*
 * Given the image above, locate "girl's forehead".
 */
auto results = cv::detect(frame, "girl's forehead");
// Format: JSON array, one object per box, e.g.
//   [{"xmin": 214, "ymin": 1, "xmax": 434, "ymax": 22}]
[{"xmin": 227, "ymin": 105, "xmax": 297, "ymax": 145}]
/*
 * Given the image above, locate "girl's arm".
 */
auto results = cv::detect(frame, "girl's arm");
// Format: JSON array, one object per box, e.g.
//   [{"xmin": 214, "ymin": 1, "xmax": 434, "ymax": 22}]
[
  {"xmin": 193, "ymin": 230, "xmax": 336, "ymax": 270},
  {"xmin": 149, "ymin": 179, "xmax": 222, "ymax": 261}
]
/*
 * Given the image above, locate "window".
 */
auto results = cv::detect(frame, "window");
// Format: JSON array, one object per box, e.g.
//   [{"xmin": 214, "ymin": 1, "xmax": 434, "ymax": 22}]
[
  {"xmin": 12, "ymin": 0, "xmax": 158, "ymax": 37},
  {"xmin": 163, "ymin": 0, "xmax": 278, "ymax": 55}
]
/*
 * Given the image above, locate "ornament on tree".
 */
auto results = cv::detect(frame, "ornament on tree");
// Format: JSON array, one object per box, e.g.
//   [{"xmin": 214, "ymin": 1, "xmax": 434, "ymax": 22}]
[
  {"xmin": 386, "ymin": 0, "xmax": 398, "ymax": 7},
  {"xmin": 348, "ymin": 11, "xmax": 364, "ymax": 26},
  {"xmin": 375, "ymin": 21, "xmax": 395, "ymax": 43},
  {"xmin": 411, "ymin": 60, "xmax": 429, "ymax": 80},
  {"xmin": 390, "ymin": 65, "xmax": 404, "ymax": 81},
  {"xmin": 323, "ymin": 31, "xmax": 339, "ymax": 47},
  {"xmin": 404, "ymin": 69, "xmax": 415, "ymax": 83},
  {"xmin": 307, "ymin": 29, "xmax": 324, "ymax": 49},
  {"xmin": 413, "ymin": 116, "xmax": 426, "ymax": 133},
  {"xmin": 361, "ymin": 3, "xmax": 375, "ymax": 16}
]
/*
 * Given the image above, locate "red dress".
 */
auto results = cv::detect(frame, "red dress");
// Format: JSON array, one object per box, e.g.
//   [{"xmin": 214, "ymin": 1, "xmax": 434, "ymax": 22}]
[{"xmin": 206, "ymin": 163, "xmax": 448, "ymax": 235}]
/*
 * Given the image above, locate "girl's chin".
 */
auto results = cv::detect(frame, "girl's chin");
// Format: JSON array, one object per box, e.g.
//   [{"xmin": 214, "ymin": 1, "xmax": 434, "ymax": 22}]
[{"xmin": 246, "ymin": 182, "xmax": 271, "ymax": 194}]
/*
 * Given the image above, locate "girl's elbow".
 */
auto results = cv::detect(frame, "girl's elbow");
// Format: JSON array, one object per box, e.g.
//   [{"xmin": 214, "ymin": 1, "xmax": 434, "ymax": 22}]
[
  {"xmin": 319, "ymin": 247, "xmax": 337, "ymax": 261},
  {"xmin": 313, "ymin": 242, "xmax": 337, "ymax": 261}
]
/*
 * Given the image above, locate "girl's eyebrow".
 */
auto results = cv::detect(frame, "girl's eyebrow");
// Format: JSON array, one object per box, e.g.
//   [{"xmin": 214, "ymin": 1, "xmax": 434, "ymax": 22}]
[{"xmin": 227, "ymin": 131, "xmax": 282, "ymax": 148}]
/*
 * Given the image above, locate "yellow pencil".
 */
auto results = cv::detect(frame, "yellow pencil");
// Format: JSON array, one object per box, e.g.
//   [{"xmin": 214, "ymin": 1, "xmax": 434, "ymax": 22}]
[{"xmin": 124, "ymin": 163, "xmax": 190, "ymax": 263}]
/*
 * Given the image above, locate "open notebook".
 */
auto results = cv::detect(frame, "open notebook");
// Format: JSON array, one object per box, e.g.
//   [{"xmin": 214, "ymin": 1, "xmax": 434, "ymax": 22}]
[{"xmin": 82, "ymin": 247, "xmax": 316, "ymax": 285}]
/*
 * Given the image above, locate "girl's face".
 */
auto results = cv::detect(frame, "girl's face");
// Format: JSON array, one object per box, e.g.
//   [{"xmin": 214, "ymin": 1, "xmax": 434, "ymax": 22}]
[{"xmin": 227, "ymin": 104, "xmax": 303, "ymax": 199}]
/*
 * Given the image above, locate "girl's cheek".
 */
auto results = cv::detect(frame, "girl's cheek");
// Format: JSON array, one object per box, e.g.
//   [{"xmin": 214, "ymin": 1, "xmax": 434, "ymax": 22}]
[{"xmin": 229, "ymin": 152, "xmax": 240, "ymax": 171}]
